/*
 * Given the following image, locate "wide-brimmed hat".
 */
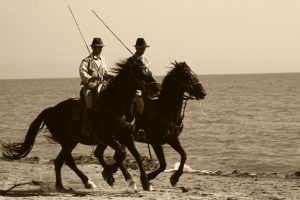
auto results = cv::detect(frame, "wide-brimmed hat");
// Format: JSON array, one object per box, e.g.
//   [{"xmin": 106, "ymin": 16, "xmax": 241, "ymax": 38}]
[
  {"xmin": 91, "ymin": 37, "xmax": 104, "ymax": 47},
  {"xmin": 134, "ymin": 38, "xmax": 150, "ymax": 48}
]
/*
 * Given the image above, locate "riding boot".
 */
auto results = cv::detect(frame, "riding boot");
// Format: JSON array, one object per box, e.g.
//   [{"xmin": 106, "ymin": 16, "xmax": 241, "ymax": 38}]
[
  {"xmin": 135, "ymin": 113, "xmax": 146, "ymax": 140},
  {"xmin": 81, "ymin": 107, "xmax": 92, "ymax": 136}
]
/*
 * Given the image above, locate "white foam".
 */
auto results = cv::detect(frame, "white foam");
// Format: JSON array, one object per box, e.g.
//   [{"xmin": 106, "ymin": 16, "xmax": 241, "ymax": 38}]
[{"xmin": 164, "ymin": 162, "xmax": 199, "ymax": 173}]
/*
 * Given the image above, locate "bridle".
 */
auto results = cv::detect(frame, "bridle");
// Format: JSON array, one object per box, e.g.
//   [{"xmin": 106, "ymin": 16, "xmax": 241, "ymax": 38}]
[
  {"xmin": 171, "ymin": 67, "xmax": 202, "ymax": 100},
  {"xmin": 158, "ymin": 68, "xmax": 202, "ymax": 137},
  {"xmin": 96, "ymin": 61, "xmax": 158, "ymax": 132},
  {"xmin": 129, "ymin": 63, "xmax": 158, "ymax": 95}
]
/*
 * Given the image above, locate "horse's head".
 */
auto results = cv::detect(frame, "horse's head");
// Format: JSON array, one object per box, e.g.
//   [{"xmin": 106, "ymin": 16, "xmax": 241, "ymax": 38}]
[
  {"xmin": 171, "ymin": 61, "xmax": 206, "ymax": 100},
  {"xmin": 126, "ymin": 58, "xmax": 161, "ymax": 98}
]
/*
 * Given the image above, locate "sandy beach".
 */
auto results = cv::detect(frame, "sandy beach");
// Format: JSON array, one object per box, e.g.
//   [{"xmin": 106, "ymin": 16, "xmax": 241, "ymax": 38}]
[
  {"xmin": 1, "ymin": 1, "xmax": 300, "ymax": 200},
  {"xmin": 0, "ymin": 156, "xmax": 299, "ymax": 200}
]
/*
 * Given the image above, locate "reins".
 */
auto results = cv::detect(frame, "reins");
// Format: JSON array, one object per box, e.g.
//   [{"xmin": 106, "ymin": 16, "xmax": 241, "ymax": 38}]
[
  {"xmin": 105, "ymin": 108, "xmax": 134, "ymax": 130},
  {"xmin": 94, "ymin": 64, "xmax": 155, "ymax": 136},
  {"xmin": 158, "ymin": 70, "xmax": 199, "ymax": 136},
  {"xmin": 158, "ymin": 94, "xmax": 194, "ymax": 137},
  {"xmin": 129, "ymin": 59, "xmax": 157, "ymax": 92}
]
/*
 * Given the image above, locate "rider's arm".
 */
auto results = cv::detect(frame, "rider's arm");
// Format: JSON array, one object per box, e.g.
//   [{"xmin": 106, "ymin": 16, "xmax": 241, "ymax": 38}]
[
  {"xmin": 79, "ymin": 59, "xmax": 92, "ymax": 84},
  {"xmin": 143, "ymin": 57, "xmax": 149, "ymax": 68},
  {"xmin": 100, "ymin": 56, "xmax": 108, "ymax": 72},
  {"xmin": 101, "ymin": 56, "xmax": 114, "ymax": 80}
]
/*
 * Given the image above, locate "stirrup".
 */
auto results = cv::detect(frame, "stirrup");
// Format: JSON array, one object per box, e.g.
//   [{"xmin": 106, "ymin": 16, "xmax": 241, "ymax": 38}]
[
  {"xmin": 138, "ymin": 129, "xmax": 145, "ymax": 135},
  {"xmin": 136, "ymin": 129, "xmax": 146, "ymax": 140}
]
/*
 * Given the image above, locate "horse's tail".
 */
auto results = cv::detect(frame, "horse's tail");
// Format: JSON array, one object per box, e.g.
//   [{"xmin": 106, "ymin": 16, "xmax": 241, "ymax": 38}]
[{"xmin": 1, "ymin": 107, "xmax": 51, "ymax": 160}]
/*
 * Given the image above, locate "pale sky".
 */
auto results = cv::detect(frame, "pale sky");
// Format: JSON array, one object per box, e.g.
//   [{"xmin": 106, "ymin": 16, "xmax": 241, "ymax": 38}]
[{"xmin": 0, "ymin": 0, "xmax": 299, "ymax": 79}]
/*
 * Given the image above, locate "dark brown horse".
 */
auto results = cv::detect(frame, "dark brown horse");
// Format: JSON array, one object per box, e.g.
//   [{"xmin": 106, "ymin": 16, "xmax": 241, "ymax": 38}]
[
  {"xmin": 95, "ymin": 61, "xmax": 206, "ymax": 188},
  {"xmin": 1, "ymin": 58, "xmax": 160, "ymax": 191}
]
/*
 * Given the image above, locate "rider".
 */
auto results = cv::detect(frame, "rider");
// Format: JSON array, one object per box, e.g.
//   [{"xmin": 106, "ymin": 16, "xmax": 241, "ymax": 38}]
[
  {"xmin": 131, "ymin": 38, "xmax": 150, "ymax": 137},
  {"xmin": 79, "ymin": 37, "xmax": 110, "ymax": 136}
]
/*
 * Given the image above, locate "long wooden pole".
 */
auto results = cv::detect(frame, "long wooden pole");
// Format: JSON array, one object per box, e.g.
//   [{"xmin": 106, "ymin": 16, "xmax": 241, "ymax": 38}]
[
  {"xmin": 91, "ymin": 10, "xmax": 133, "ymax": 55},
  {"xmin": 91, "ymin": 9, "xmax": 154, "ymax": 160},
  {"xmin": 68, "ymin": 5, "xmax": 91, "ymax": 54}
]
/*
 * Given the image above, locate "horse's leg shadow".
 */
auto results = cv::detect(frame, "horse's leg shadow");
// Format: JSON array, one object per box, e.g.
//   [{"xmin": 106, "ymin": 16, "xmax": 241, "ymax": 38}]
[{"xmin": 168, "ymin": 138, "xmax": 186, "ymax": 186}]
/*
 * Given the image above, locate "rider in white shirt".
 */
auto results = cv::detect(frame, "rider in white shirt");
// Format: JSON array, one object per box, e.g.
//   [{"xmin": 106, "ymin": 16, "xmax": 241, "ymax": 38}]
[{"xmin": 79, "ymin": 37, "xmax": 110, "ymax": 136}]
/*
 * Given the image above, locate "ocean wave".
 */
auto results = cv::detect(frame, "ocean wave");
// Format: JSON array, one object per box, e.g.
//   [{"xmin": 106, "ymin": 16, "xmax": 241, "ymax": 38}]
[
  {"xmin": 1, "ymin": 157, "xmax": 300, "ymax": 179},
  {"xmin": 164, "ymin": 162, "xmax": 300, "ymax": 179},
  {"xmin": 164, "ymin": 162, "xmax": 200, "ymax": 173}
]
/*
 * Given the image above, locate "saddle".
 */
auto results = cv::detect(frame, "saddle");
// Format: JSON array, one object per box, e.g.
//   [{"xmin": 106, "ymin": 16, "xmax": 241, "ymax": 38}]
[
  {"xmin": 72, "ymin": 85, "xmax": 106, "ymax": 123},
  {"xmin": 71, "ymin": 92, "xmax": 87, "ymax": 123}
]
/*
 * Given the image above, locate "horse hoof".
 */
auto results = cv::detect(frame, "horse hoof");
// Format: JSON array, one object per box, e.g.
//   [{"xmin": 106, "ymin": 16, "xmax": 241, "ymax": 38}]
[
  {"xmin": 149, "ymin": 183, "xmax": 154, "ymax": 191},
  {"xmin": 126, "ymin": 180, "xmax": 137, "ymax": 192},
  {"xmin": 56, "ymin": 185, "xmax": 66, "ymax": 192},
  {"xmin": 102, "ymin": 170, "xmax": 115, "ymax": 187},
  {"xmin": 85, "ymin": 180, "xmax": 96, "ymax": 189},
  {"xmin": 170, "ymin": 174, "xmax": 178, "ymax": 186},
  {"xmin": 142, "ymin": 182, "xmax": 153, "ymax": 191}
]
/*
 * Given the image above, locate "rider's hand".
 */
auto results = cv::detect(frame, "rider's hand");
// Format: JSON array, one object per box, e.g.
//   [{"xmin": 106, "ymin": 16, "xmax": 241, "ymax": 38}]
[
  {"xmin": 98, "ymin": 76, "xmax": 103, "ymax": 83},
  {"xmin": 88, "ymin": 80, "xmax": 97, "ymax": 88},
  {"xmin": 104, "ymin": 73, "xmax": 114, "ymax": 81},
  {"xmin": 92, "ymin": 71, "xmax": 98, "ymax": 78}
]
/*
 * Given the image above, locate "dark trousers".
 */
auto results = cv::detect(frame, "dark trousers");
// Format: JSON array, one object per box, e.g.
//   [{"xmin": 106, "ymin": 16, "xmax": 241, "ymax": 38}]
[{"xmin": 133, "ymin": 95, "xmax": 144, "ymax": 114}]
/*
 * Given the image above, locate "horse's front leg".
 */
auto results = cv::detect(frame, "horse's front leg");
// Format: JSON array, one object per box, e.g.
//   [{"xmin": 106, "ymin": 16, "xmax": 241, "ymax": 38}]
[
  {"xmin": 119, "ymin": 159, "xmax": 137, "ymax": 191},
  {"xmin": 168, "ymin": 137, "xmax": 186, "ymax": 186},
  {"xmin": 94, "ymin": 144, "xmax": 115, "ymax": 186},
  {"xmin": 125, "ymin": 136, "xmax": 151, "ymax": 191},
  {"xmin": 147, "ymin": 143, "xmax": 167, "ymax": 181},
  {"xmin": 95, "ymin": 144, "xmax": 136, "ymax": 190}
]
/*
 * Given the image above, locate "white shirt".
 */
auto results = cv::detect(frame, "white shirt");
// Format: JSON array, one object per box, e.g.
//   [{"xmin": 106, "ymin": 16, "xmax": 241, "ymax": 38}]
[{"xmin": 79, "ymin": 55, "xmax": 108, "ymax": 84}]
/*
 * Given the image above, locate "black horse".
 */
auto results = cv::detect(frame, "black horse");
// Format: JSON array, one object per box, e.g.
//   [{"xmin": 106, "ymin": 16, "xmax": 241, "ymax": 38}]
[
  {"xmin": 1, "ymin": 58, "xmax": 160, "ymax": 191},
  {"xmin": 95, "ymin": 61, "xmax": 206, "ymax": 187}
]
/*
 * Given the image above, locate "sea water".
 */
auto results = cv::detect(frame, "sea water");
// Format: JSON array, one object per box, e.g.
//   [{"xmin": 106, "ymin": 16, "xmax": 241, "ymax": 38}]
[{"xmin": 0, "ymin": 73, "xmax": 299, "ymax": 173}]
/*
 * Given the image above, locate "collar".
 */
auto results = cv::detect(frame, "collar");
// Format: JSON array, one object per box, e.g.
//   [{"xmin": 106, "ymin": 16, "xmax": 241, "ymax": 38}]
[
  {"xmin": 90, "ymin": 54, "xmax": 101, "ymax": 60},
  {"xmin": 133, "ymin": 53, "xmax": 144, "ymax": 59}
]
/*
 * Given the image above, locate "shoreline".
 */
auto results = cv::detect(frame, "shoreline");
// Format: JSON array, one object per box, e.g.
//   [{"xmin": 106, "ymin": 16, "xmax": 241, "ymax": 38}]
[
  {"xmin": 0, "ymin": 156, "xmax": 299, "ymax": 200},
  {"xmin": 1, "ymin": 155, "xmax": 299, "ymax": 180}
]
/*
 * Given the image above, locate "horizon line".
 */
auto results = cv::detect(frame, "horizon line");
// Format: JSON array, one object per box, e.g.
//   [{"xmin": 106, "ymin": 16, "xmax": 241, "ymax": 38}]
[{"xmin": 0, "ymin": 71, "xmax": 299, "ymax": 81}]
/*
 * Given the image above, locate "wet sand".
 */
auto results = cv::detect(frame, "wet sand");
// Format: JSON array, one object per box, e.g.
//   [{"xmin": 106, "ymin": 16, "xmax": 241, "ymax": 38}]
[{"xmin": 0, "ymin": 157, "xmax": 299, "ymax": 200}]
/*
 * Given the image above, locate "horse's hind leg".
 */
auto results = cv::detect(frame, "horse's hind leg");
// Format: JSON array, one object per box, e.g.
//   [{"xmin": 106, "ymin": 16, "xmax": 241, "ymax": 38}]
[
  {"xmin": 168, "ymin": 138, "xmax": 186, "ymax": 186},
  {"xmin": 110, "ymin": 145, "xmax": 136, "ymax": 190},
  {"xmin": 119, "ymin": 160, "xmax": 137, "ymax": 190},
  {"xmin": 54, "ymin": 148, "xmax": 68, "ymax": 191},
  {"xmin": 65, "ymin": 150, "xmax": 96, "ymax": 189},
  {"xmin": 147, "ymin": 143, "xmax": 167, "ymax": 181}
]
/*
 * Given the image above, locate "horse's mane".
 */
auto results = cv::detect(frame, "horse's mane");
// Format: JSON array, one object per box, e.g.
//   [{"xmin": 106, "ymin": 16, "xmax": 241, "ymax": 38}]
[
  {"xmin": 103, "ymin": 59, "xmax": 130, "ymax": 91},
  {"xmin": 161, "ymin": 61, "xmax": 186, "ymax": 89},
  {"xmin": 110, "ymin": 59, "xmax": 130, "ymax": 75}
]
